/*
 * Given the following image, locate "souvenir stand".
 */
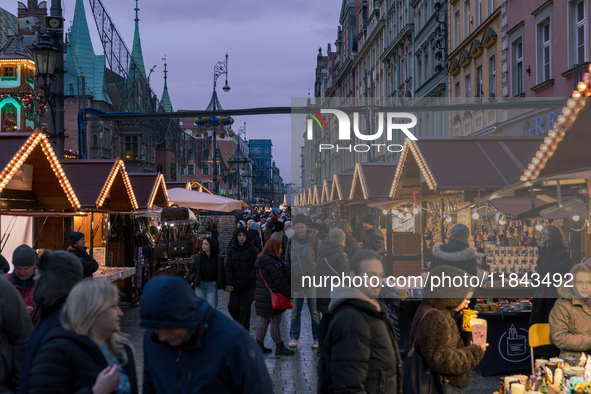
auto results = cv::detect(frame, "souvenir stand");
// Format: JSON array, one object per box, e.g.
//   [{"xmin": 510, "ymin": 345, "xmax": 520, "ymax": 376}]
[
  {"xmin": 0, "ymin": 130, "xmax": 82, "ymax": 257},
  {"xmin": 380, "ymin": 136, "xmax": 559, "ymax": 376},
  {"xmin": 128, "ymin": 173, "xmax": 169, "ymax": 293},
  {"xmin": 469, "ymin": 75, "xmax": 591, "ymax": 390},
  {"xmin": 61, "ymin": 158, "xmax": 139, "ymax": 301}
]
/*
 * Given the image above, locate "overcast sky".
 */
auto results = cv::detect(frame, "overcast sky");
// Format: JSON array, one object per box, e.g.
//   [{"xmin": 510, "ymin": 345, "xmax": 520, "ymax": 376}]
[{"xmin": 58, "ymin": 0, "xmax": 342, "ymax": 183}]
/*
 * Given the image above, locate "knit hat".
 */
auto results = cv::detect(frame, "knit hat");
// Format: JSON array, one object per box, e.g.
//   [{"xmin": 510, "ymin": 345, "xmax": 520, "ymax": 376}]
[
  {"xmin": 250, "ymin": 222, "xmax": 260, "ymax": 231},
  {"xmin": 362, "ymin": 214, "xmax": 375, "ymax": 225},
  {"xmin": 33, "ymin": 250, "xmax": 83, "ymax": 308},
  {"xmin": 69, "ymin": 231, "xmax": 85, "ymax": 245},
  {"xmin": 272, "ymin": 221, "xmax": 285, "ymax": 233},
  {"xmin": 12, "ymin": 244, "xmax": 36, "ymax": 267},
  {"xmin": 449, "ymin": 223, "xmax": 470, "ymax": 240},
  {"xmin": 292, "ymin": 213, "xmax": 309, "ymax": 226},
  {"xmin": 329, "ymin": 228, "xmax": 346, "ymax": 245}
]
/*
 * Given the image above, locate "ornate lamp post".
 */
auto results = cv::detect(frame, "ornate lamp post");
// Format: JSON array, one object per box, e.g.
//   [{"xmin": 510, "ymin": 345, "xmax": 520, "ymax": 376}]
[{"xmin": 194, "ymin": 54, "xmax": 232, "ymax": 195}]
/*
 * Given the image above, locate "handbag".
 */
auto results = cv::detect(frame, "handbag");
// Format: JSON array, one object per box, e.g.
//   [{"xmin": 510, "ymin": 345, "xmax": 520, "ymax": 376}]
[
  {"xmin": 259, "ymin": 269, "xmax": 293, "ymax": 310},
  {"xmin": 403, "ymin": 308, "xmax": 448, "ymax": 394}
]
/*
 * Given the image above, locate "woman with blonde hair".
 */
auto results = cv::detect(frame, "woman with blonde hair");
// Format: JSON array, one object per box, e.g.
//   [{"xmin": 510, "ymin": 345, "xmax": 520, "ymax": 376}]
[{"xmin": 29, "ymin": 278, "xmax": 138, "ymax": 394}]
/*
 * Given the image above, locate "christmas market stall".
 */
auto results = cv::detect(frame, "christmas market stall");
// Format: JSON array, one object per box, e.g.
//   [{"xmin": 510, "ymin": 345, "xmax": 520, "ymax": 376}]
[
  {"xmin": 0, "ymin": 130, "xmax": 81, "ymax": 260},
  {"xmin": 329, "ymin": 172, "xmax": 354, "ymax": 222},
  {"xmin": 347, "ymin": 162, "xmax": 397, "ymax": 242},
  {"xmin": 60, "ymin": 158, "xmax": 139, "ymax": 298}
]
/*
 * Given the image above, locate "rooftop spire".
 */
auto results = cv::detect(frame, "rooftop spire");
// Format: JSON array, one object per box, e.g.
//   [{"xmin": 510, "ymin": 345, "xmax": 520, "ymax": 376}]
[
  {"xmin": 130, "ymin": 0, "xmax": 147, "ymax": 80},
  {"xmin": 159, "ymin": 55, "xmax": 173, "ymax": 112}
]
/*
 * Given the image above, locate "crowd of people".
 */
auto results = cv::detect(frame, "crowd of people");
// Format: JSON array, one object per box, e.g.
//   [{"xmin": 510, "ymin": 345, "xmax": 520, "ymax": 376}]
[{"xmin": 1, "ymin": 208, "xmax": 588, "ymax": 393}]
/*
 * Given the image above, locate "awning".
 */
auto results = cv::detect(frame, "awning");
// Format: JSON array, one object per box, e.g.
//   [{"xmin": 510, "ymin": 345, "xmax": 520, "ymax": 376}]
[
  {"xmin": 167, "ymin": 188, "xmax": 242, "ymax": 212},
  {"xmin": 488, "ymin": 195, "xmax": 588, "ymax": 219}
]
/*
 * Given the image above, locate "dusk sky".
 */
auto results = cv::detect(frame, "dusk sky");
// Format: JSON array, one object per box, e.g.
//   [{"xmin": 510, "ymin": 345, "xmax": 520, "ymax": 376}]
[{"xmin": 58, "ymin": 0, "xmax": 343, "ymax": 183}]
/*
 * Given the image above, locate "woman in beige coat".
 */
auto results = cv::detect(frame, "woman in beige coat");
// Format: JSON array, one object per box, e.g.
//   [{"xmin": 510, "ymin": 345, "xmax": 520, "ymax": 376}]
[{"xmin": 549, "ymin": 262, "xmax": 591, "ymax": 359}]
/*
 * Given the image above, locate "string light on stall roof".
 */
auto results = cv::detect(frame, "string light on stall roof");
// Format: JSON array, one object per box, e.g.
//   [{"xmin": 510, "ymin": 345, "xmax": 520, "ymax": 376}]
[
  {"xmin": 535, "ymin": 224, "xmax": 543, "ymax": 231},
  {"xmin": 412, "ymin": 206, "xmax": 419, "ymax": 214},
  {"xmin": 445, "ymin": 216, "xmax": 452, "ymax": 223},
  {"xmin": 383, "ymin": 209, "xmax": 388, "ymax": 215},
  {"xmin": 472, "ymin": 210, "xmax": 480, "ymax": 220},
  {"xmin": 573, "ymin": 215, "xmax": 580, "ymax": 221}
]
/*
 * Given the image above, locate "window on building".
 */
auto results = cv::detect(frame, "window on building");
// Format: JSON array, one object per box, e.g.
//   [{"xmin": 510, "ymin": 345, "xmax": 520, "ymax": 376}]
[
  {"xmin": 539, "ymin": 21, "xmax": 551, "ymax": 82},
  {"xmin": 187, "ymin": 163, "xmax": 195, "ymax": 175},
  {"xmin": 125, "ymin": 136, "xmax": 138, "ymax": 160},
  {"xmin": 476, "ymin": 0, "xmax": 482, "ymax": 25},
  {"xmin": 424, "ymin": 50, "xmax": 429, "ymax": 81},
  {"xmin": 454, "ymin": 10, "xmax": 460, "ymax": 47},
  {"xmin": 488, "ymin": 0, "xmax": 495, "ymax": 15},
  {"xmin": 202, "ymin": 164, "xmax": 209, "ymax": 175},
  {"xmin": 489, "ymin": 56, "xmax": 496, "ymax": 96},
  {"xmin": 513, "ymin": 40, "xmax": 523, "ymax": 94},
  {"xmin": 476, "ymin": 65, "xmax": 483, "ymax": 97},
  {"xmin": 571, "ymin": 0, "xmax": 587, "ymax": 66},
  {"xmin": 417, "ymin": 56, "xmax": 422, "ymax": 86},
  {"xmin": 2, "ymin": 67, "xmax": 14, "ymax": 77},
  {"xmin": 464, "ymin": 1, "xmax": 471, "ymax": 39},
  {"xmin": 465, "ymin": 73, "xmax": 471, "ymax": 97}
]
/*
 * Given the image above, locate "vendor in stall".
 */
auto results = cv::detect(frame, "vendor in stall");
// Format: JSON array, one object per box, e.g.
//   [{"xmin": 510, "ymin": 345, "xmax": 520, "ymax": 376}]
[
  {"xmin": 66, "ymin": 232, "xmax": 99, "ymax": 279},
  {"xmin": 549, "ymin": 261, "xmax": 591, "ymax": 359}
]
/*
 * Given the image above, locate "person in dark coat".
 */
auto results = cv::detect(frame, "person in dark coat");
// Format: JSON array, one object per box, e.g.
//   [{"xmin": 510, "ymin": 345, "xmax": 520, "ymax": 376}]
[
  {"xmin": 338, "ymin": 220, "xmax": 359, "ymax": 260},
  {"xmin": 254, "ymin": 239, "xmax": 294, "ymax": 356},
  {"xmin": 67, "ymin": 231, "xmax": 99, "ymax": 278},
  {"xmin": 429, "ymin": 223, "xmax": 478, "ymax": 276},
  {"xmin": 29, "ymin": 278, "xmax": 138, "ymax": 394},
  {"xmin": 359, "ymin": 214, "xmax": 385, "ymax": 255},
  {"xmin": 530, "ymin": 225, "xmax": 572, "ymax": 358},
  {"xmin": 248, "ymin": 222, "xmax": 263, "ymax": 252},
  {"xmin": 316, "ymin": 228, "xmax": 350, "ymax": 351},
  {"xmin": 4, "ymin": 244, "xmax": 39, "ymax": 325},
  {"xmin": 0, "ymin": 276, "xmax": 32, "ymax": 393},
  {"xmin": 139, "ymin": 276, "xmax": 273, "ymax": 394},
  {"xmin": 409, "ymin": 265, "xmax": 486, "ymax": 392},
  {"xmin": 189, "ymin": 237, "xmax": 224, "ymax": 309},
  {"xmin": 20, "ymin": 250, "xmax": 83, "ymax": 394},
  {"xmin": 224, "ymin": 227, "xmax": 260, "ymax": 331},
  {"xmin": 318, "ymin": 250, "xmax": 402, "ymax": 393}
]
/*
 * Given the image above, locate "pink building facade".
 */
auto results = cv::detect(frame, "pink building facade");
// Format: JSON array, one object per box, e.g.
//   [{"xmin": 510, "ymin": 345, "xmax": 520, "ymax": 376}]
[{"xmin": 506, "ymin": 0, "xmax": 589, "ymax": 99}]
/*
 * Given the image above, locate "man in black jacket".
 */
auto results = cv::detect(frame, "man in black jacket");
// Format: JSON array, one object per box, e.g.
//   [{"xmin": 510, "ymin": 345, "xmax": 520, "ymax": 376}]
[
  {"xmin": 318, "ymin": 250, "xmax": 403, "ymax": 393},
  {"xmin": 247, "ymin": 222, "xmax": 263, "ymax": 252},
  {"xmin": 360, "ymin": 214, "xmax": 385, "ymax": 255},
  {"xmin": 67, "ymin": 232, "xmax": 99, "ymax": 278},
  {"xmin": 224, "ymin": 227, "xmax": 260, "ymax": 331}
]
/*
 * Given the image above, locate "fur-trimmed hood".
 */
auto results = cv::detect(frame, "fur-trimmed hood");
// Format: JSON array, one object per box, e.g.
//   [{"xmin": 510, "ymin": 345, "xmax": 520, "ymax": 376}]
[
  {"xmin": 432, "ymin": 240, "xmax": 476, "ymax": 262},
  {"xmin": 329, "ymin": 286, "xmax": 379, "ymax": 313}
]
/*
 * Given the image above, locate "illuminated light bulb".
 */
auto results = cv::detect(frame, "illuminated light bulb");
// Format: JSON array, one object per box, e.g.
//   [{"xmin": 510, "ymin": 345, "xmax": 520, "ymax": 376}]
[
  {"xmin": 573, "ymin": 215, "xmax": 580, "ymax": 221},
  {"xmin": 567, "ymin": 99, "xmax": 577, "ymax": 108},
  {"xmin": 548, "ymin": 131, "xmax": 557, "ymax": 138},
  {"xmin": 412, "ymin": 207, "xmax": 419, "ymax": 214},
  {"xmin": 472, "ymin": 212, "xmax": 480, "ymax": 220},
  {"xmin": 584, "ymin": 73, "xmax": 591, "ymax": 83},
  {"xmin": 533, "ymin": 158, "xmax": 540, "ymax": 164},
  {"xmin": 535, "ymin": 225, "xmax": 543, "ymax": 231},
  {"xmin": 579, "ymin": 82, "xmax": 588, "ymax": 92},
  {"xmin": 383, "ymin": 210, "xmax": 388, "ymax": 215},
  {"xmin": 557, "ymin": 115, "xmax": 566, "ymax": 123},
  {"xmin": 563, "ymin": 108, "xmax": 572, "ymax": 117},
  {"xmin": 446, "ymin": 216, "xmax": 452, "ymax": 223},
  {"xmin": 393, "ymin": 209, "xmax": 399, "ymax": 215},
  {"xmin": 499, "ymin": 219, "xmax": 506, "ymax": 225},
  {"xmin": 541, "ymin": 145, "xmax": 548, "ymax": 152}
]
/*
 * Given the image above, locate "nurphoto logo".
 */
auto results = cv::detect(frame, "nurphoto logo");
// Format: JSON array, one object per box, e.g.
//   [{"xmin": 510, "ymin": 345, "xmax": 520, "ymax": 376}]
[{"xmin": 306, "ymin": 108, "xmax": 418, "ymax": 153}]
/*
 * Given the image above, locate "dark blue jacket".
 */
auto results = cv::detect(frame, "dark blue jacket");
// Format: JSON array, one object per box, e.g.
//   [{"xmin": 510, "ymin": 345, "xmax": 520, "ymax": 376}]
[
  {"xmin": 20, "ymin": 297, "xmax": 66, "ymax": 394},
  {"xmin": 140, "ymin": 276, "xmax": 273, "ymax": 394}
]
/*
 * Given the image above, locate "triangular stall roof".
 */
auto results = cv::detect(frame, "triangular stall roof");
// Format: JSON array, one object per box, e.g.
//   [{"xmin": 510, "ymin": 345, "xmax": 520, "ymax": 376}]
[
  {"xmin": 321, "ymin": 179, "xmax": 333, "ymax": 203},
  {"xmin": 166, "ymin": 181, "xmax": 191, "ymax": 190},
  {"xmin": 128, "ymin": 173, "xmax": 169, "ymax": 210},
  {"xmin": 189, "ymin": 180, "xmax": 213, "ymax": 194},
  {"xmin": 522, "ymin": 92, "xmax": 591, "ymax": 182},
  {"xmin": 0, "ymin": 130, "xmax": 80, "ymax": 210},
  {"xmin": 61, "ymin": 159, "xmax": 138, "ymax": 211},
  {"xmin": 313, "ymin": 185, "xmax": 321, "ymax": 206},
  {"xmin": 330, "ymin": 173, "xmax": 354, "ymax": 202},
  {"xmin": 350, "ymin": 163, "xmax": 397, "ymax": 200},
  {"xmin": 389, "ymin": 137, "xmax": 542, "ymax": 199}
]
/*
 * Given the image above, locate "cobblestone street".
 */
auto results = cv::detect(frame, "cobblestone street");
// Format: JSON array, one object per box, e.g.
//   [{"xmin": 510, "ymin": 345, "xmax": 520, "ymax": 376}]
[{"xmin": 121, "ymin": 290, "xmax": 507, "ymax": 393}]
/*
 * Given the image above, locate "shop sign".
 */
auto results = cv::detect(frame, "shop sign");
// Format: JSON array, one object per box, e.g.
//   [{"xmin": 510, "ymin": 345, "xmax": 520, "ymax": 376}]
[
  {"xmin": 523, "ymin": 110, "xmax": 561, "ymax": 136},
  {"xmin": 498, "ymin": 324, "xmax": 530, "ymax": 363}
]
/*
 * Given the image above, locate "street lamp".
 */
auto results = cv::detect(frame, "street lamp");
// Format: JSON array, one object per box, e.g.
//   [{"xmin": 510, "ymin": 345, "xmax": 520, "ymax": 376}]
[{"xmin": 33, "ymin": 33, "xmax": 58, "ymax": 89}]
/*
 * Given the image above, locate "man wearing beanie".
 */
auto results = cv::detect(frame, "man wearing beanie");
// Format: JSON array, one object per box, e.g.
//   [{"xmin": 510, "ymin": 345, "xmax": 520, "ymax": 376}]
[
  {"xmin": 67, "ymin": 231, "xmax": 99, "ymax": 278},
  {"xmin": 140, "ymin": 276, "xmax": 273, "ymax": 393},
  {"xmin": 19, "ymin": 250, "xmax": 83, "ymax": 394},
  {"xmin": 285, "ymin": 213, "xmax": 321, "ymax": 349},
  {"xmin": 0, "ymin": 254, "xmax": 8, "ymax": 275},
  {"xmin": 429, "ymin": 223, "xmax": 478, "ymax": 276},
  {"xmin": 224, "ymin": 227, "xmax": 260, "ymax": 331},
  {"xmin": 4, "ymin": 245, "xmax": 39, "ymax": 325},
  {"xmin": 360, "ymin": 213, "xmax": 386, "ymax": 255}
]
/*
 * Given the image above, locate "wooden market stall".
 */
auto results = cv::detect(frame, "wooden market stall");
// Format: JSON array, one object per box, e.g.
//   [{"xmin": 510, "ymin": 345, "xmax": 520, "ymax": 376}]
[
  {"xmin": 128, "ymin": 173, "xmax": 169, "ymax": 210},
  {"xmin": 61, "ymin": 158, "xmax": 139, "ymax": 287},
  {"xmin": 329, "ymin": 173, "xmax": 354, "ymax": 222},
  {"xmin": 0, "ymin": 130, "xmax": 81, "ymax": 255}
]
